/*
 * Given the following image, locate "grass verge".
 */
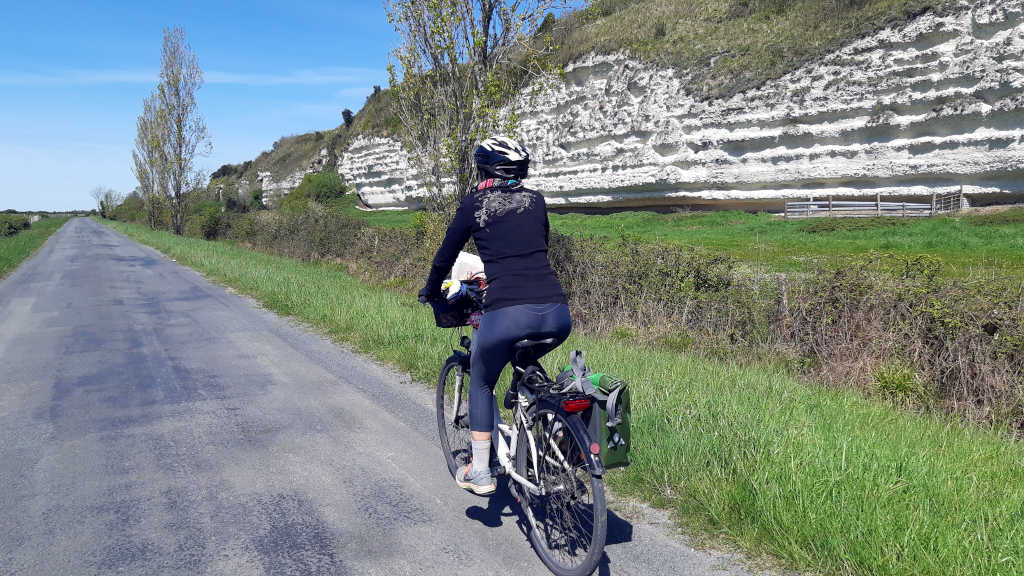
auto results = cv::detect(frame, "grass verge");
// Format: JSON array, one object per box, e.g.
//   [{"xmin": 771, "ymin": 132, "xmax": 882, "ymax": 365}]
[
  {"xmin": 0, "ymin": 217, "xmax": 68, "ymax": 279},
  {"xmin": 104, "ymin": 219, "xmax": 1024, "ymax": 576}
]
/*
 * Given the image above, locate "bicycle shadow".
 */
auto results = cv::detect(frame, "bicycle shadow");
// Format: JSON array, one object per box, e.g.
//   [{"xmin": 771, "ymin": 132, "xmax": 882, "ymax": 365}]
[{"xmin": 464, "ymin": 478, "xmax": 633, "ymax": 574}]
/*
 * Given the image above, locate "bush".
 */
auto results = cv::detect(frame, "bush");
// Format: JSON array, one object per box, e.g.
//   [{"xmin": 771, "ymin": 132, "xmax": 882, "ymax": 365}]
[
  {"xmin": 873, "ymin": 361, "xmax": 929, "ymax": 405},
  {"xmin": 223, "ymin": 202, "xmax": 367, "ymax": 262},
  {"xmin": 111, "ymin": 192, "xmax": 146, "ymax": 223},
  {"xmin": 0, "ymin": 214, "xmax": 31, "ymax": 236},
  {"xmin": 279, "ymin": 171, "xmax": 350, "ymax": 213},
  {"xmin": 199, "ymin": 207, "xmax": 224, "ymax": 240}
]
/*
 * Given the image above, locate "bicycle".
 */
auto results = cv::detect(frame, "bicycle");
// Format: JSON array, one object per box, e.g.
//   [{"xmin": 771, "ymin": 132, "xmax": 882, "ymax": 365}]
[{"xmin": 430, "ymin": 280, "xmax": 608, "ymax": 576}]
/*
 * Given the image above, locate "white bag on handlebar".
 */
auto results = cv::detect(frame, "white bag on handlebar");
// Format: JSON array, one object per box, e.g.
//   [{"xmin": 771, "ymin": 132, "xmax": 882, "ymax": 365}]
[{"xmin": 450, "ymin": 251, "xmax": 484, "ymax": 282}]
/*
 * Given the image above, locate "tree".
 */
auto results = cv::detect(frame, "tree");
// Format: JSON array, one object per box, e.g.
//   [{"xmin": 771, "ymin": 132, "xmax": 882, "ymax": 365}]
[
  {"xmin": 156, "ymin": 27, "xmax": 211, "ymax": 235},
  {"xmin": 131, "ymin": 91, "xmax": 168, "ymax": 229},
  {"xmin": 89, "ymin": 186, "xmax": 124, "ymax": 219},
  {"xmin": 342, "ymin": 108, "xmax": 354, "ymax": 128},
  {"xmin": 385, "ymin": 0, "xmax": 577, "ymax": 211}
]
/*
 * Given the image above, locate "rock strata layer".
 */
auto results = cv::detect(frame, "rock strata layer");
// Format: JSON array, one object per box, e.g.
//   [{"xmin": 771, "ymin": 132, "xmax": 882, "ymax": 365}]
[{"xmin": 339, "ymin": 0, "xmax": 1024, "ymax": 209}]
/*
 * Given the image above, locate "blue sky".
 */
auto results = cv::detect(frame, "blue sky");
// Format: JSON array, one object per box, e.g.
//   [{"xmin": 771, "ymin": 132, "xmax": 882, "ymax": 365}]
[{"xmin": 0, "ymin": 0, "xmax": 395, "ymax": 211}]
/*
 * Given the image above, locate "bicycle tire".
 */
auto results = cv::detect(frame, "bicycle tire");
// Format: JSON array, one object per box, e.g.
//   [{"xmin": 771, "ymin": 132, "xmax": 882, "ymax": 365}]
[
  {"xmin": 515, "ymin": 400, "xmax": 607, "ymax": 576},
  {"xmin": 436, "ymin": 359, "xmax": 472, "ymax": 478}
]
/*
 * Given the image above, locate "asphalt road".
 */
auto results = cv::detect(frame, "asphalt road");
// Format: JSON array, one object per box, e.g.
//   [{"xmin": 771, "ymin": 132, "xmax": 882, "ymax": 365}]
[{"xmin": 0, "ymin": 218, "xmax": 763, "ymax": 576}]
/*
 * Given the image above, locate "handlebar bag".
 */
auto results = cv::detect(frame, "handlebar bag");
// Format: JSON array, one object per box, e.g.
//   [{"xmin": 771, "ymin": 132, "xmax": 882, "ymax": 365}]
[{"xmin": 430, "ymin": 296, "xmax": 478, "ymax": 328}]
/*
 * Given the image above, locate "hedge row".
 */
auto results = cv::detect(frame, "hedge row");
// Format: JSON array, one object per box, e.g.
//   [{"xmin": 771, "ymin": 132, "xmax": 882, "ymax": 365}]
[{"xmin": 173, "ymin": 200, "xmax": 1024, "ymax": 434}]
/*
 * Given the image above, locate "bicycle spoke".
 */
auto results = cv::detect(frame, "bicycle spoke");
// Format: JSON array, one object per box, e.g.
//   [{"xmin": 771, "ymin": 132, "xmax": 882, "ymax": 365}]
[
  {"xmin": 517, "ymin": 405, "xmax": 605, "ymax": 571},
  {"xmin": 438, "ymin": 362, "xmax": 473, "ymax": 477}
]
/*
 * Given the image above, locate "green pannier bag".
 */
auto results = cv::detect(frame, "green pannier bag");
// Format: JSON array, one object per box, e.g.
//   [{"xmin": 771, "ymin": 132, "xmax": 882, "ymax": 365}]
[{"xmin": 556, "ymin": 366, "xmax": 632, "ymax": 469}]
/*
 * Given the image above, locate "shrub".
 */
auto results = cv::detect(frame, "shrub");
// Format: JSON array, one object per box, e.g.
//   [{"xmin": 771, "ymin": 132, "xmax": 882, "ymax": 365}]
[
  {"xmin": 873, "ymin": 361, "xmax": 930, "ymax": 407},
  {"xmin": 222, "ymin": 202, "xmax": 367, "ymax": 262},
  {"xmin": 280, "ymin": 172, "xmax": 349, "ymax": 213},
  {"xmin": 111, "ymin": 192, "xmax": 146, "ymax": 223},
  {"xmin": 210, "ymin": 163, "xmax": 238, "ymax": 179},
  {"xmin": 199, "ymin": 207, "xmax": 224, "ymax": 240},
  {"xmin": 0, "ymin": 214, "xmax": 31, "ymax": 236}
]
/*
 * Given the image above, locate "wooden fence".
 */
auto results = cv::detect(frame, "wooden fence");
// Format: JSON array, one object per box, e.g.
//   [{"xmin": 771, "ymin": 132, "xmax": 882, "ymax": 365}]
[{"xmin": 784, "ymin": 190, "xmax": 967, "ymax": 219}]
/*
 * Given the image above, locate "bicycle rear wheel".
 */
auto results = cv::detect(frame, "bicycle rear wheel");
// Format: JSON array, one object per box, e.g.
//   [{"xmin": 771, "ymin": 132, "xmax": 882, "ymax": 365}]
[
  {"xmin": 516, "ymin": 402, "xmax": 607, "ymax": 576},
  {"xmin": 436, "ymin": 360, "xmax": 472, "ymax": 478}
]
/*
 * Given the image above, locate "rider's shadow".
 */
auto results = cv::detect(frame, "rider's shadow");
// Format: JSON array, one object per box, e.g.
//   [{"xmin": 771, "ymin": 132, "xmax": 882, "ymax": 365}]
[
  {"xmin": 465, "ymin": 479, "xmax": 633, "ymax": 543},
  {"xmin": 464, "ymin": 478, "xmax": 634, "ymax": 574},
  {"xmin": 464, "ymin": 478, "xmax": 519, "ymax": 528}
]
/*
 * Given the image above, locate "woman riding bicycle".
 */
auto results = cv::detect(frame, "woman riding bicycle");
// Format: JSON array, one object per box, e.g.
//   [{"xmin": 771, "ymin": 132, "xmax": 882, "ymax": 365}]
[{"xmin": 418, "ymin": 136, "xmax": 570, "ymax": 496}]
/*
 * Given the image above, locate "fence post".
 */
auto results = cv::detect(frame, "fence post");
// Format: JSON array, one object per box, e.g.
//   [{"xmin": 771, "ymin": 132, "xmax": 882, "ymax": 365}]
[
  {"xmin": 876, "ymin": 192, "xmax": 881, "ymax": 216},
  {"xmin": 807, "ymin": 196, "xmax": 813, "ymax": 218},
  {"xmin": 828, "ymin": 195, "xmax": 833, "ymax": 217},
  {"xmin": 931, "ymin": 192, "xmax": 937, "ymax": 216},
  {"xmin": 902, "ymin": 202, "xmax": 906, "ymax": 218}
]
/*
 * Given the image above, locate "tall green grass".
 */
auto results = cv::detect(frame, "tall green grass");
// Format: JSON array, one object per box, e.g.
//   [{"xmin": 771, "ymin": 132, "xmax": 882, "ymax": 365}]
[
  {"xmin": 0, "ymin": 217, "xmax": 68, "ymax": 278},
  {"xmin": 104, "ymin": 219, "xmax": 1024, "ymax": 576}
]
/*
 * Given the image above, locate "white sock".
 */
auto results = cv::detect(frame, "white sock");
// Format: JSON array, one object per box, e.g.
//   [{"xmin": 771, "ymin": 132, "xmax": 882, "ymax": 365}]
[{"xmin": 471, "ymin": 440, "xmax": 491, "ymax": 475}]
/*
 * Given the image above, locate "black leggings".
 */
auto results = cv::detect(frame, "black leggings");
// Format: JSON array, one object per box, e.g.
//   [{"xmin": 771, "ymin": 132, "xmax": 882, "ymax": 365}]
[{"xmin": 469, "ymin": 303, "xmax": 572, "ymax": 432}]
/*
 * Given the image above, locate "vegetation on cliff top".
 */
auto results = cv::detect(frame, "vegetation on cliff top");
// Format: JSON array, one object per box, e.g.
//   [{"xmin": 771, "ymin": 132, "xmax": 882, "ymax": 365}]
[
  {"xmin": 207, "ymin": 87, "xmax": 397, "ymax": 192},
  {"xmin": 368, "ymin": 0, "xmax": 956, "ymax": 128},
  {"xmin": 554, "ymin": 0, "xmax": 955, "ymax": 97}
]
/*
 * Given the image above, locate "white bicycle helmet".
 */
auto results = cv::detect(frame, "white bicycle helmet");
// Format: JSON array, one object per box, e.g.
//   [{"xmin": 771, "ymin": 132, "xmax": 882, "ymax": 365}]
[{"xmin": 474, "ymin": 136, "xmax": 530, "ymax": 180}]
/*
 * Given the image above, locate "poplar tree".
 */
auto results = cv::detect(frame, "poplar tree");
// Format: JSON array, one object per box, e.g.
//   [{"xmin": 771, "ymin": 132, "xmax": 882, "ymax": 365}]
[
  {"xmin": 131, "ymin": 91, "xmax": 167, "ymax": 229},
  {"xmin": 156, "ymin": 27, "xmax": 210, "ymax": 235}
]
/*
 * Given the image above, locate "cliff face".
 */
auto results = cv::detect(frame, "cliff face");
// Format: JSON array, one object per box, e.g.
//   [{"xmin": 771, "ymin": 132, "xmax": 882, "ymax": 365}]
[
  {"xmin": 246, "ymin": 147, "xmax": 332, "ymax": 208},
  {"xmin": 341, "ymin": 0, "xmax": 1024, "ymax": 209},
  {"xmin": 339, "ymin": 136, "xmax": 426, "ymax": 210}
]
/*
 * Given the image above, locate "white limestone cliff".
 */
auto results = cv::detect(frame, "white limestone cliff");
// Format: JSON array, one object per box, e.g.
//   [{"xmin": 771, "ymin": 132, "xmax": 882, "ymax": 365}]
[
  {"xmin": 339, "ymin": 136, "xmax": 427, "ymax": 210},
  {"xmin": 340, "ymin": 0, "xmax": 1024, "ymax": 210}
]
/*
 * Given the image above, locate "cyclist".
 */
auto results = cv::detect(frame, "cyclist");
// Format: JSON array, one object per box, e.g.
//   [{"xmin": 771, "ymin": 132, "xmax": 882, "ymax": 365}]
[{"xmin": 418, "ymin": 136, "xmax": 571, "ymax": 496}]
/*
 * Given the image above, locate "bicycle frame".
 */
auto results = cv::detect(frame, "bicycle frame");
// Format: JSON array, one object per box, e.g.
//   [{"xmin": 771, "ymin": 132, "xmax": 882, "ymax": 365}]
[{"xmin": 446, "ymin": 357, "xmax": 546, "ymax": 496}]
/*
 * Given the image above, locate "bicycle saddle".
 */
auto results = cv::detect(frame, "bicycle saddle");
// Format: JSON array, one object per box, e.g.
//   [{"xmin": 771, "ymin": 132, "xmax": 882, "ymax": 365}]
[{"xmin": 512, "ymin": 338, "xmax": 559, "ymax": 367}]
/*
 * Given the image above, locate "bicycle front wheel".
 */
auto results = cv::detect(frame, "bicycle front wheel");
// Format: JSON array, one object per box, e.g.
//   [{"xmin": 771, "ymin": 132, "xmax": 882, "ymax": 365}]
[
  {"xmin": 436, "ymin": 359, "xmax": 472, "ymax": 478},
  {"xmin": 516, "ymin": 402, "xmax": 607, "ymax": 576}
]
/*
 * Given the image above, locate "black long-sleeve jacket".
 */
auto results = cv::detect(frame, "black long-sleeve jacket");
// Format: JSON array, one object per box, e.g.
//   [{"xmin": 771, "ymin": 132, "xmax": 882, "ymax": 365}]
[{"xmin": 423, "ymin": 179, "xmax": 567, "ymax": 312}]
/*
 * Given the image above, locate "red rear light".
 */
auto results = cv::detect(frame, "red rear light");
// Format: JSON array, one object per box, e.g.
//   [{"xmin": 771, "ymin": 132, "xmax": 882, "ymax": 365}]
[{"xmin": 562, "ymin": 398, "xmax": 591, "ymax": 413}]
